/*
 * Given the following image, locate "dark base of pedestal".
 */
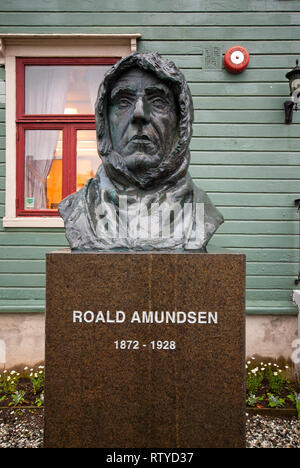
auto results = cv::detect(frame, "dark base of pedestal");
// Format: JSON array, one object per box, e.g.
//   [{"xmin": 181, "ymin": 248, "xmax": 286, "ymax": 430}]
[{"xmin": 44, "ymin": 250, "xmax": 246, "ymax": 448}]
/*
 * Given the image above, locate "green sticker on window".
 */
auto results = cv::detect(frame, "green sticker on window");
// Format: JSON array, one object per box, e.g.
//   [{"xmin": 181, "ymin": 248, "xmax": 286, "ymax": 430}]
[{"xmin": 25, "ymin": 197, "xmax": 35, "ymax": 209}]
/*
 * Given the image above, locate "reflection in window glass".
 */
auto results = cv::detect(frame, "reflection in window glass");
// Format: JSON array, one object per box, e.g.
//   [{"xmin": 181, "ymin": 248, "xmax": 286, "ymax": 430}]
[
  {"xmin": 25, "ymin": 66, "xmax": 110, "ymax": 115},
  {"xmin": 25, "ymin": 130, "xmax": 62, "ymax": 210},
  {"xmin": 76, "ymin": 130, "xmax": 99, "ymax": 191}
]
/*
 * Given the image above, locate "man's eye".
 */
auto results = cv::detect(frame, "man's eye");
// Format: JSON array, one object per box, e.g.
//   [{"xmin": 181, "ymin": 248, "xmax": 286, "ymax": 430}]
[
  {"xmin": 118, "ymin": 98, "xmax": 132, "ymax": 108},
  {"xmin": 150, "ymin": 97, "xmax": 167, "ymax": 109}
]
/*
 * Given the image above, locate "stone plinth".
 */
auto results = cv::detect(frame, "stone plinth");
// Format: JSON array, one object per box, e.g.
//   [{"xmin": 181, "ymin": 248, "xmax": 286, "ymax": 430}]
[{"xmin": 44, "ymin": 250, "xmax": 246, "ymax": 448}]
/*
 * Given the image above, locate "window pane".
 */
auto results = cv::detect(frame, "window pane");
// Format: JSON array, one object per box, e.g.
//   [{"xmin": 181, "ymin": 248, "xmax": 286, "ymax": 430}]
[
  {"xmin": 25, "ymin": 130, "xmax": 62, "ymax": 210},
  {"xmin": 76, "ymin": 130, "xmax": 100, "ymax": 191},
  {"xmin": 25, "ymin": 66, "xmax": 110, "ymax": 115}
]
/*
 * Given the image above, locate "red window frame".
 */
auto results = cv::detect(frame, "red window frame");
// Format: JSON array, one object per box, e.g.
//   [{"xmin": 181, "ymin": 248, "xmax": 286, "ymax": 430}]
[{"xmin": 16, "ymin": 56, "xmax": 119, "ymax": 217}]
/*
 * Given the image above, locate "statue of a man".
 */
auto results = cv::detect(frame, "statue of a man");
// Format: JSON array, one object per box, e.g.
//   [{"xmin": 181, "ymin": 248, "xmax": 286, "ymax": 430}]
[{"xmin": 59, "ymin": 52, "xmax": 223, "ymax": 251}]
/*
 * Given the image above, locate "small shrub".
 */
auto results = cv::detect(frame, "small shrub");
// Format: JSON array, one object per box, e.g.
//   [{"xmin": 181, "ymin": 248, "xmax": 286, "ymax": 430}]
[
  {"xmin": 28, "ymin": 367, "xmax": 44, "ymax": 395},
  {"xmin": 35, "ymin": 392, "xmax": 44, "ymax": 407},
  {"xmin": 0, "ymin": 370, "xmax": 20, "ymax": 395},
  {"xmin": 0, "ymin": 365, "xmax": 44, "ymax": 407},
  {"xmin": 246, "ymin": 367, "xmax": 264, "ymax": 395},
  {"xmin": 9, "ymin": 390, "xmax": 26, "ymax": 407},
  {"xmin": 287, "ymin": 393, "xmax": 300, "ymax": 419},
  {"xmin": 266, "ymin": 367, "xmax": 285, "ymax": 395},
  {"xmin": 246, "ymin": 394, "xmax": 264, "ymax": 407},
  {"xmin": 267, "ymin": 393, "xmax": 285, "ymax": 408}
]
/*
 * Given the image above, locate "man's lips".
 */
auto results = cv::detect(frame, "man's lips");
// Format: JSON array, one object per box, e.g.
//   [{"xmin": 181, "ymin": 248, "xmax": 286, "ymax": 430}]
[
  {"xmin": 130, "ymin": 135, "xmax": 152, "ymax": 144},
  {"xmin": 124, "ymin": 135, "xmax": 157, "ymax": 156}
]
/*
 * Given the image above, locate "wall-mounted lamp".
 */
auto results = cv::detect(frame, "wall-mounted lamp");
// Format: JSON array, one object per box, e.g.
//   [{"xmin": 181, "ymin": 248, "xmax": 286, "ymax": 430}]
[
  {"xmin": 284, "ymin": 60, "xmax": 300, "ymax": 124},
  {"xmin": 295, "ymin": 199, "xmax": 300, "ymax": 285}
]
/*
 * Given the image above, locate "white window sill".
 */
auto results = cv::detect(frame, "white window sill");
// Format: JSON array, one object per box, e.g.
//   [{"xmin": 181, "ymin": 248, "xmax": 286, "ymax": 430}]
[{"xmin": 3, "ymin": 217, "xmax": 64, "ymax": 228}]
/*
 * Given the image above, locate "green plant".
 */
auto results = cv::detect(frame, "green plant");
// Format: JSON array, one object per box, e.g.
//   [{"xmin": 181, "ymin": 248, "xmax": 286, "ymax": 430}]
[
  {"xmin": 246, "ymin": 394, "xmax": 264, "ymax": 407},
  {"xmin": 9, "ymin": 390, "xmax": 26, "ymax": 407},
  {"xmin": 284, "ymin": 379, "xmax": 294, "ymax": 393},
  {"xmin": 267, "ymin": 393, "xmax": 285, "ymax": 408},
  {"xmin": 266, "ymin": 367, "xmax": 285, "ymax": 395},
  {"xmin": 246, "ymin": 368, "xmax": 264, "ymax": 395},
  {"xmin": 287, "ymin": 393, "xmax": 300, "ymax": 419},
  {"xmin": 0, "ymin": 370, "xmax": 20, "ymax": 395},
  {"xmin": 35, "ymin": 392, "xmax": 44, "ymax": 407},
  {"xmin": 29, "ymin": 369, "xmax": 44, "ymax": 395}
]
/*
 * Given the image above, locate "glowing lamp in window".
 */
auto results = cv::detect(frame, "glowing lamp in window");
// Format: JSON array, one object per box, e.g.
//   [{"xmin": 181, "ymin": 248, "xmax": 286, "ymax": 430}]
[{"xmin": 64, "ymin": 107, "xmax": 78, "ymax": 115}]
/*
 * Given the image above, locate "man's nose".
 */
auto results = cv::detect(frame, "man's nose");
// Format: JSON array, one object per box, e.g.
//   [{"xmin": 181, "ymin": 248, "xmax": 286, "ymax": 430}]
[{"xmin": 132, "ymin": 96, "xmax": 150, "ymax": 123}]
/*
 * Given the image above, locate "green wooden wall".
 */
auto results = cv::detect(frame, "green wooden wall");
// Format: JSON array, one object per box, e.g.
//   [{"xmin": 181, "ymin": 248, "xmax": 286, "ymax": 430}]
[{"xmin": 0, "ymin": 0, "xmax": 299, "ymax": 314}]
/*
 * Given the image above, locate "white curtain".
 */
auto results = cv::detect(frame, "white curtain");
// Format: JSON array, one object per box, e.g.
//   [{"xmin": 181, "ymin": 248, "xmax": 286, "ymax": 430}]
[
  {"xmin": 86, "ymin": 66, "xmax": 110, "ymax": 110},
  {"xmin": 85, "ymin": 66, "xmax": 110, "ymax": 175},
  {"xmin": 25, "ymin": 130, "xmax": 61, "ymax": 209},
  {"xmin": 25, "ymin": 67, "xmax": 71, "ymax": 209}
]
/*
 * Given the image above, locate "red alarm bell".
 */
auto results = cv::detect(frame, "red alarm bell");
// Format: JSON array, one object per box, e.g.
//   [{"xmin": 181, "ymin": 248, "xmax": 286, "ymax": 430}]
[{"xmin": 224, "ymin": 46, "xmax": 250, "ymax": 73}]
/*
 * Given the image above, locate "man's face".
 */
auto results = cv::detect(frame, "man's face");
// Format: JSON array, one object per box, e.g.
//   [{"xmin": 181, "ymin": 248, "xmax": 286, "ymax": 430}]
[{"xmin": 108, "ymin": 67, "xmax": 178, "ymax": 172}]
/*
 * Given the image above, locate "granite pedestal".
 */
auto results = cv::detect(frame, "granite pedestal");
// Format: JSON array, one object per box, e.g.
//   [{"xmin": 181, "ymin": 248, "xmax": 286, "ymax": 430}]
[{"xmin": 44, "ymin": 250, "xmax": 246, "ymax": 448}]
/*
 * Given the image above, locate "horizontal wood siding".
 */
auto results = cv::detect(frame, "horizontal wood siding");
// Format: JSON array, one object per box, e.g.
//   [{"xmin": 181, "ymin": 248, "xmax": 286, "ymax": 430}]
[{"xmin": 0, "ymin": 0, "xmax": 299, "ymax": 314}]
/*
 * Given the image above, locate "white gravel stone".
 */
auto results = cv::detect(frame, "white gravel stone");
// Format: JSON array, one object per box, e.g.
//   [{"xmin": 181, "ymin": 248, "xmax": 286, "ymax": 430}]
[
  {"xmin": 246, "ymin": 414, "xmax": 300, "ymax": 448},
  {"xmin": 0, "ymin": 410, "xmax": 299, "ymax": 448}
]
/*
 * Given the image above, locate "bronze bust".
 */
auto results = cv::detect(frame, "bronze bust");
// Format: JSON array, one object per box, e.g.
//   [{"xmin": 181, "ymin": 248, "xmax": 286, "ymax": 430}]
[{"xmin": 59, "ymin": 52, "xmax": 223, "ymax": 250}]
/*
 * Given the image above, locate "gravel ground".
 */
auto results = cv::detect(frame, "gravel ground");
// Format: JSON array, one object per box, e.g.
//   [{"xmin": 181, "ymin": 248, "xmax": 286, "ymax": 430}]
[
  {"xmin": 0, "ymin": 409, "xmax": 43, "ymax": 449},
  {"xmin": 246, "ymin": 413, "xmax": 300, "ymax": 448},
  {"xmin": 0, "ymin": 409, "xmax": 299, "ymax": 448}
]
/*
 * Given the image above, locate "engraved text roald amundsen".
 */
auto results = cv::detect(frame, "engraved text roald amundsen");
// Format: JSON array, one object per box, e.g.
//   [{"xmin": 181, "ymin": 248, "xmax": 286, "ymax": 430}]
[{"xmin": 73, "ymin": 310, "xmax": 218, "ymax": 324}]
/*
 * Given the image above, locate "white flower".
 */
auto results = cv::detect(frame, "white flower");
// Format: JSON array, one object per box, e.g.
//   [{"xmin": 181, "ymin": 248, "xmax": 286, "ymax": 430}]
[
  {"xmin": 273, "ymin": 372, "xmax": 278, "ymax": 376},
  {"xmin": 24, "ymin": 366, "xmax": 28, "ymax": 370},
  {"xmin": 285, "ymin": 365, "xmax": 289, "ymax": 369}
]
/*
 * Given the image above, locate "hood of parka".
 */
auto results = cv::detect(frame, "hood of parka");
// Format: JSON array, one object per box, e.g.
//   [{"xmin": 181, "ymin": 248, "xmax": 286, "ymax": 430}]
[{"xmin": 94, "ymin": 52, "xmax": 194, "ymax": 191}]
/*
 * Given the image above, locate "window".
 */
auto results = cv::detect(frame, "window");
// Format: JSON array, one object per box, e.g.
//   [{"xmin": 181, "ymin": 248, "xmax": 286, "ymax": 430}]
[
  {"xmin": 0, "ymin": 33, "xmax": 140, "ymax": 227},
  {"xmin": 15, "ymin": 57, "xmax": 118, "ymax": 216}
]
